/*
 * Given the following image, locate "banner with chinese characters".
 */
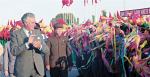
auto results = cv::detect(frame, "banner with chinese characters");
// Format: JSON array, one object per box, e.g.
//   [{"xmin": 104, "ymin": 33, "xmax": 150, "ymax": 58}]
[{"xmin": 120, "ymin": 7, "xmax": 150, "ymax": 17}]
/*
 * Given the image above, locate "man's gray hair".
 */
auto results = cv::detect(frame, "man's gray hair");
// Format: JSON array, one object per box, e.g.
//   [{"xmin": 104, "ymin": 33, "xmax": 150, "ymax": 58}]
[{"xmin": 21, "ymin": 13, "xmax": 35, "ymax": 25}]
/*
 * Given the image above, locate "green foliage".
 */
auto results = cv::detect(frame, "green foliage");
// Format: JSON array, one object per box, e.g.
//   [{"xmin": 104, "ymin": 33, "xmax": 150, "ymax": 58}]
[
  {"xmin": 51, "ymin": 18, "xmax": 57, "ymax": 23},
  {"xmin": 50, "ymin": 13, "xmax": 77, "ymax": 24}
]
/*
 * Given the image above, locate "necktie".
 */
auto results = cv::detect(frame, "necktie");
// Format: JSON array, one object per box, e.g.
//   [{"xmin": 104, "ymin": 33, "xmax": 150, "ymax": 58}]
[
  {"xmin": 28, "ymin": 31, "xmax": 31, "ymax": 37},
  {"xmin": 28, "ymin": 31, "xmax": 33, "ymax": 49}
]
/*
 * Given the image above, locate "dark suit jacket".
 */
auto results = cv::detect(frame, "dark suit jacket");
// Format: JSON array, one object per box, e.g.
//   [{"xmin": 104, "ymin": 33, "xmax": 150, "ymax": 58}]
[
  {"xmin": 45, "ymin": 35, "xmax": 73, "ymax": 68},
  {"xmin": 10, "ymin": 28, "xmax": 49, "ymax": 77}
]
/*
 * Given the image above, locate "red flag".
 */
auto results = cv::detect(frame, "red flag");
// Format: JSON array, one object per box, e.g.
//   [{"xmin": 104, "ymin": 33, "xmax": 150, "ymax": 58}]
[
  {"xmin": 99, "ymin": 14, "xmax": 101, "ymax": 22},
  {"xmin": 95, "ymin": 0, "xmax": 97, "ymax": 3},
  {"xmin": 14, "ymin": 19, "xmax": 15, "ymax": 26},
  {"xmin": 38, "ymin": 19, "xmax": 43, "ymax": 23},
  {"xmin": 57, "ymin": 19, "xmax": 68, "ymax": 25},
  {"xmin": 10, "ymin": 20, "xmax": 14, "ymax": 27},
  {"xmin": 117, "ymin": 11, "xmax": 122, "ymax": 19},
  {"xmin": 109, "ymin": 12, "xmax": 112, "ymax": 18},
  {"xmin": 50, "ymin": 23, "xmax": 56, "ymax": 27},
  {"xmin": 92, "ymin": 0, "xmax": 93, "ymax": 5},
  {"xmin": 84, "ymin": 0, "xmax": 86, "ymax": 6},
  {"xmin": 117, "ymin": 11, "xmax": 120, "ymax": 17},
  {"xmin": 62, "ymin": 0, "xmax": 65, "ymax": 8},
  {"xmin": 87, "ymin": 0, "xmax": 88, "ymax": 4},
  {"xmin": 7, "ymin": 20, "xmax": 9, "ymax": 26},
  {"xmin": 62, "ymin": 0, "xmax": 69, "ymax": 8},
  {"xmin": 70, "ymin": 0, "xmax": 73, "ymax": 5},
  {"xmin": 15, "ymin": 20, "xmax": 23, "ymax": 27}
]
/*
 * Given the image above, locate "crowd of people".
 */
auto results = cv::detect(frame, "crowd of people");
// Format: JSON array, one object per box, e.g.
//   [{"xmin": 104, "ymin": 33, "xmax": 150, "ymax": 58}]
[{"xmin": 0, "ymin": 11, "xmax": 150, "ymax": 77}]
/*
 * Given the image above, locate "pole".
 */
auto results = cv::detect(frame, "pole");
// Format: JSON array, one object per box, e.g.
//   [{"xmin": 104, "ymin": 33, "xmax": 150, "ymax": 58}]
[
  {"xmin": 123, "ymin": 0, "xmax": 125, "ymax": 11},
  {"xmin": 68, "ymin": 6, "xmax": 69, "ymax": 25},
  {"xmin": 69, "ymin": 6, "xmax": 70, "ymax": 25},
  {"xmin": 66, "ymin": 6, "xmax": 68, "ymax": 24},
  {"xmin": 89, "ymin": 3, "xmax": 91, "ymax": 20},
  {"xmin": 98, "ymin": 2, "xmax": 100, "ymax": 22},
  {"xmin": 92, "ymin": 3, "xmax": 93, "ymax": 16},
  {"xmin": 77, "ymin": 18, "xmax": 79, "ymax": 25},
  {"xmin": 95, "ymin": 3, "xmax": 97, "ymax": 22},
  {"xmin": 64, "ymin": 6, "xmax": 66, "ymax": 22},
  {"xmin": 68, "ymin": 0, "xmax": 70, "ymax": 25},
  {"xmin": 63, "ymin": 6, "xmax": 64, "ymax": 21},
  {"xmin": 87, "ymin": 3, "xmax": 88, "ymax": 21},
  {"xmin": 84, "ymin": 6, "xmax": 86, "ymax": 22},
  {"xmin": 72, "ymin": 4, "xmax": 74, "ymax": 24},
  {"xmin": 70, "ymin": 5, "xmax": 71, "ymax": 25}
]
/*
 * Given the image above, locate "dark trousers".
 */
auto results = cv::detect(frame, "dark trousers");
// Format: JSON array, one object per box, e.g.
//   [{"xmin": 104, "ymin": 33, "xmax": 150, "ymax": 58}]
[
  {"xmin": 136, "ymin": 72, "xmax": 142, "ymax": 77},
  {"xmin": 92, "ymin": 57, "xmax": 100, "ymax": 77},
  {"xmin": 50, "ymin": 67, "xmax": 68, "ymax": 77},
  {"xmin": 82, "ymin": 54, "xmax": 94, "ymax": 77},
  {"xmin": 76, "ymin": 55, "xmax": 83, "ymax": 76},
  {"xmin": 104, "ymin": 65, "xmax": 113, "ymax": 77},
  {"xmin": 92, "ymin": 57, "xmax": 106, "ymax": 77},
  {"xmin": 124, "ymin": 61, "xmax": 129, "ymax": 77}
]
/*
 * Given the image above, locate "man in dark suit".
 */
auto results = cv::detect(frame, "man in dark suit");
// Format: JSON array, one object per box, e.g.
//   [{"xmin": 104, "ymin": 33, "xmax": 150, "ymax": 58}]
[
  {"xmin": 45, "ymin": 23, "xmax": 73, "ymax": 77},
  {"xmin": 10, "ymin": 13, "xmax": 49, "ymax": 77}
]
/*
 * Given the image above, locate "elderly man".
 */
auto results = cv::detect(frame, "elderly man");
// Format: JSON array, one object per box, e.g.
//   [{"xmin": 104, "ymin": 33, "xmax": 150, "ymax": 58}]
[
  {"xmin": 10, "ymin": 13, "xmax": 49, "ymax": 77},
  {"xmin": 45, "ymin": 23, "xmax": 73, "ymax": 77}
]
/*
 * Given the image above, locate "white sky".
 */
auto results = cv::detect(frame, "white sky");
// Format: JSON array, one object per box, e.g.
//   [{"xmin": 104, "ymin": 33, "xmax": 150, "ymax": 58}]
[{"xmin": 0, "ymin": 0, "xmax": 150, "ymax": 26}]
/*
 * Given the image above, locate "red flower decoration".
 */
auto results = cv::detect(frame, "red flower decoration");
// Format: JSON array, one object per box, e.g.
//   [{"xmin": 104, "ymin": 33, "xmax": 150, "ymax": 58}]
[{"xmin": 0, "ymin": 27, "xmax": 11, "ymax": 40}]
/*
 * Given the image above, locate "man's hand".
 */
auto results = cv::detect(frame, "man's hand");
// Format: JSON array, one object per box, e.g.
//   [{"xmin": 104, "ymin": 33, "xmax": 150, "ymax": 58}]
[
  {"xmin": 68, "ymin": 66, "xmax": 72, "ymax": 71},
  {"xmin": 46, "ymin": 65, "xmax": 50, "ymax": 71},
  {"xmin": 32, "ymin": 41, "xmax": 41, "ymax": 48},
  {"xmin": 27, "ymin": 35, "xmax": 36, "ymax": 45},
  {"xmin": 4, "ymin": 70, "xmax": 8, "ymax": 76}
]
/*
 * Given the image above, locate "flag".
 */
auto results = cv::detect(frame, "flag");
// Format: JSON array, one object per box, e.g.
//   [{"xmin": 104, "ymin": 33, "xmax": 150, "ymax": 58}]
[
  {"xmin": 15, "ymin": 20, "xmax": 23, "ymax": 27},
  {"xmin": 7, "ymin": 20, "xmax": 9, "ymax": 26},
  {"xmin": 38, "ymin": 19, "xmax": 43, "ymax": 23},
  {"xmin": 14, "ymin": 19, "xmax": 15, "ymax": 26},
  {"xmin": 117, "ymin": 11, "xmax": 122, "ymax": 19},
  {"xmin": 62, "ymin": 0, "xmax": 66, "ymax": 8},
  {"xmin": 99, "ymin": 15, "xmax": 101, "ymax": 22},
  {"xmin": 62, "ymin": 0, "xmax": 69, "ymax": 8},
  {"xmin": 70, "ymin": 0, "xmax": 73, "ymax": 5},
  {"xmin": 92, "ymin": 0, "xmax": 93, "ymax": 5},
  {"xmin": 84, "ymin": 0, "xmax": 86, "ymax": 6},
  {"xmin": 10, "ymin": 20, "xmax": 14, "ymax": 27},
  {"xmin": 50, "ymin": 23, "xmax": 55, "ymax": 27},
  {"xmin": 109, "ymin": 12, "xmax": 112, "ymax": 18},
  {"xmin": 117, "ymin": 11, "xmax": 120, "ymax": 17},
  {"xmin": 57, "ymin": 19, "xmax": 68, "ymax": 25},
  {"xmin": 95, "ymin": 0, "xmax": 97, "ymax": 3}
]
